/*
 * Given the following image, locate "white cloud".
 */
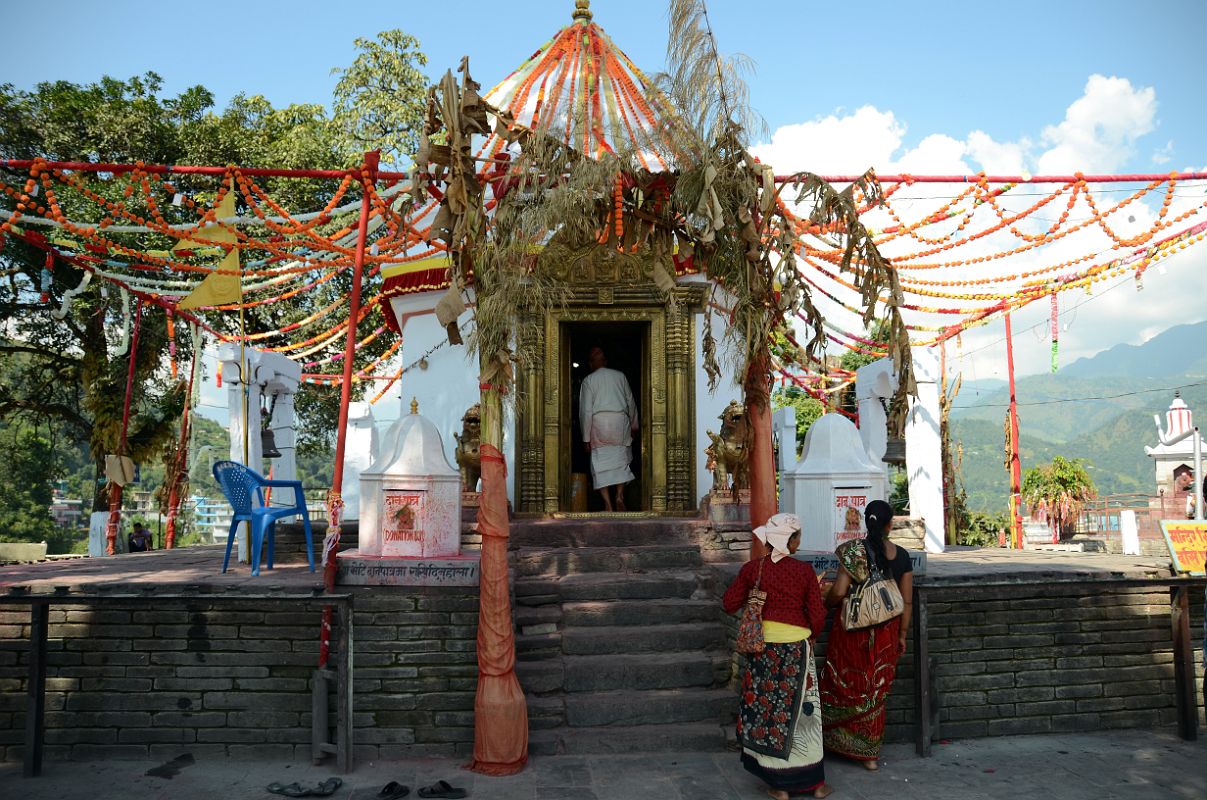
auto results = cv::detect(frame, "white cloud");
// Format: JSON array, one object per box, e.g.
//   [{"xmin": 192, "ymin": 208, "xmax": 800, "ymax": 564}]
[
  {"xmin": 1035, "ymin": 75, "xmax": 1156, "ymax": 175},
  {"xmin": 764, "ymin": 74, "xmax": 1207, "ymax": 380}
]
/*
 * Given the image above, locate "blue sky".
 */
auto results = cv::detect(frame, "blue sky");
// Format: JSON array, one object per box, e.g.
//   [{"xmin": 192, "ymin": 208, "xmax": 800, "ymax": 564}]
[
  {"xmin": 4, "ymin": 0, "xmax": 1206, "ymax": 391},
  {"xmin": 4, "ymin": 0, "xmax": 1204, "ymax": 172}
]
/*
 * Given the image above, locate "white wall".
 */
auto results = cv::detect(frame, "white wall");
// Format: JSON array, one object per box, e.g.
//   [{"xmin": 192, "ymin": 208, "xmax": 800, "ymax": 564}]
[
  {"xmin": 389, "ymin": 293, "xmax": 515, "ymax": 504},
  {"xmin": 693, "ymin": 310, "xmax": 743, "ymax": 505}
]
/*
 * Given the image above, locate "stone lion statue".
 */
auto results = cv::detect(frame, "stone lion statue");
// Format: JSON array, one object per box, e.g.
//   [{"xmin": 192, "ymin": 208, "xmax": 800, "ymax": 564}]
[
  {"xmin": 705, "ymin": 400, "xmax": 750, "ymax": 492},
  {"xmin": 453, "ymin": 403, "xmax": 482, "ymax": 493}
]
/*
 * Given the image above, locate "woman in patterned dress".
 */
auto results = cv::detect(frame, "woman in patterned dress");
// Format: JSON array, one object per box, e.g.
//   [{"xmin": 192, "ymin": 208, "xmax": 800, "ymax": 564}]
[
  {"xmin": 722, "ymin": 513, "xmax": 833, "ymax": 799},
  {"xmin": 820, "ymin": 500, "xmax": 914, "ymax": 769}
]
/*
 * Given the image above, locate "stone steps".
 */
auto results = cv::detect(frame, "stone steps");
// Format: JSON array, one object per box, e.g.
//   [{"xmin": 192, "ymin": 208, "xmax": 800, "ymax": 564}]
[
  {"xmin": 562, "ymin": 623, "xmax": 725, "ymax": 655},
  {"xmin": 510, "ymin": 516, "xmax": 736, "ymax": 754},
  {"xmin": 562, "ymin": 651, "xmax": 730, "ymax": 692},
  {"xmin": 562, "ymin": 598, "xmax": 718, "ymax": 627},
  {"xmin": 529, "ymin": 722, "xmax": 728, "ymax": 755},
  {"xmin": 509, "ymin": 519, "xmax": 702, "ymax": 548},
  {"xmin": 513, "ymin": 544, "xmax": 703, "ymax": 577},
  {"xmin": 516, "ymin": 571, "xmax": 704, "ymax": 604}
]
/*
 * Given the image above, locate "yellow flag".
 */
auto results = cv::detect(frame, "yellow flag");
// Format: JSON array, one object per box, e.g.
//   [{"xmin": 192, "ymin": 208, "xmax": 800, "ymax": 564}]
[{"xmin": 175, "ymin": 181, "xmax": 241, "ymax": 310}]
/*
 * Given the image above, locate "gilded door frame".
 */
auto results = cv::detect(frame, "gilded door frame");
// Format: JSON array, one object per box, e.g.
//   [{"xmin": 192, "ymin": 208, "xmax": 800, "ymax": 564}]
[{"xmin": 516, "ymin": 285, "xmax": 705, "ymax": 515}]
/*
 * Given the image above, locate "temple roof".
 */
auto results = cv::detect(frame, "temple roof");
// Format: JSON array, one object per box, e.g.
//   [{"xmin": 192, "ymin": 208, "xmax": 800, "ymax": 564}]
[
  {"xmin": 379, "ymin": 0, "xmax": 690, "ymax": 311},
  {"xmin": 482, "ymin": 0, "xmax": 685, "ymax": 170}
]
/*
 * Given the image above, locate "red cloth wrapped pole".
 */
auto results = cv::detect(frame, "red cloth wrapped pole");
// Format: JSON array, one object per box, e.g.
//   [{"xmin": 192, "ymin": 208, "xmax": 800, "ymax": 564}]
[
  {"xmin": 746, "ymin": 350, "xmax": 774, "ymax": 560},
  {"xmin": 469, "ymin": 442, "xmax": 528, "ymax": 775}
]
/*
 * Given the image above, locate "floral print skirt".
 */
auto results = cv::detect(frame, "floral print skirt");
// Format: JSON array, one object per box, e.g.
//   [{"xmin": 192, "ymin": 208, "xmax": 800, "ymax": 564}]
[{"xmin": 737, "ymin": 640, "xmax": 825, "ymax": 795}]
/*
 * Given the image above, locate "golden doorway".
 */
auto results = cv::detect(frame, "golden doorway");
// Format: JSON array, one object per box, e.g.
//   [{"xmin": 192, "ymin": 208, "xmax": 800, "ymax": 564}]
[{"xmin": 516, "ymin": 286, "xmax": 704, "ymax": 515}]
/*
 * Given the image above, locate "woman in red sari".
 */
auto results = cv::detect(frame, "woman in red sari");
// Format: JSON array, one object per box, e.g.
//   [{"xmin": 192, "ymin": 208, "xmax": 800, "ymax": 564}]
[{"xmin": 820, "ymin": 500, "xmax": 913, "ymax": 769}]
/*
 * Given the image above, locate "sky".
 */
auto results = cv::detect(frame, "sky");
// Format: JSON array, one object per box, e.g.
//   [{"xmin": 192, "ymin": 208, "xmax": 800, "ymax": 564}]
[{"xmin": 4, "ymin": 0, "xmax": 1207, "ymax": 406}]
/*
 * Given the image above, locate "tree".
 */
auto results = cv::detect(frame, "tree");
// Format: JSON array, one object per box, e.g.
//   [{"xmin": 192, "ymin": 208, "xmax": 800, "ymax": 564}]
[
  {"xmin": 1021, "ymin": 455, "xmax": 1097, "ymax": 538},
  {"xmin": 0, "ymin": 33, "xmax": 433, "ymax": 512},
  {"xmin": 331, "ymin": 29, "xmax": 430, "ymax": 166},
  {"xmin": 0, "ymin": 426, "xmax": 59, "ymax": 543}
]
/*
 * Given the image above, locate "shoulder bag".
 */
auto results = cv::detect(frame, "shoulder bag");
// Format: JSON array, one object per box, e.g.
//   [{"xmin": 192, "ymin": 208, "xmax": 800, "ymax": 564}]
[
  {"xmin": 842, "ymin": 542, "xmax": 905, "ymax": 631},
  {"xmin": 735, "ymin": 557, "xmax": 769, "ymax": 655}
]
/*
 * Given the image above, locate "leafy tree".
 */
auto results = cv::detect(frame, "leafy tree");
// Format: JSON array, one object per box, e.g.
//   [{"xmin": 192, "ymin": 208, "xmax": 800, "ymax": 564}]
[
  {"xmin": 1021, "ymin": 455, "xmax": 1097, "ymax": 538},
  {"xmin": 0, "ymin": 426, "xmax": 59, "ymax": 542},
  {"xmin": 331, "ymin": 29, "xmax": 429, "ymax": 166}
]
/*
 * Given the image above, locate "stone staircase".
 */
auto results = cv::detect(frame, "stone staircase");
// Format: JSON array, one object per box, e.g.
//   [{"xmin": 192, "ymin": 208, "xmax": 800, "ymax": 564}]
[{"xmin": 511, "ymin": 518, "xmax": 739, "ymax": 754}]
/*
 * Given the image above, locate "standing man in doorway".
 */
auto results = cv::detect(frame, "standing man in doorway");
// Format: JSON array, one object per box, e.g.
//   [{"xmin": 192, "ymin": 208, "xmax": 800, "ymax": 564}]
[{"xmin": 579, "ymin": 345, "xmax": 638, "ymax": 512}]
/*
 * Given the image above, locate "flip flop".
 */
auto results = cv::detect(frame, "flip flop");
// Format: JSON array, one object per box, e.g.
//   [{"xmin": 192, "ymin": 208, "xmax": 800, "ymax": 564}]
[
  {"xmin": 417, "ymin": 780, "xmax": 467, "ymax": 799},
  {"xmin": 378, "ymin": 782, "xmax": 410, "ymax": 799},
  {"xmin": 266, "ymin": 783, "xmax": 310, "ymax": 798},
  {"xmin": 310, "ymin": 777, "xmax": 343, "ymax": 797}
]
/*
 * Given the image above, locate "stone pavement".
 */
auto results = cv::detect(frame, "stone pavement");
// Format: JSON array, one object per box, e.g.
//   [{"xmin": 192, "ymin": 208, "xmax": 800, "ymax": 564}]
[{"xmin": 2, "ymin": 730, "xmax": 1204, "ymax": 800}]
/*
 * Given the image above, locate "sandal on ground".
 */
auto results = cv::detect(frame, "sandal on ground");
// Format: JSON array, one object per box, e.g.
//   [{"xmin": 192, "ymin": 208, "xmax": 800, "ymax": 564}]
[
  {"xmin": 378, "ymin": 782, "xmax": 411, "ymax": 799},
  {"xmin": 417, "ymin": 780, "xmax": 468, "ymax": 799},
  {"xmin": 310, "ymin": 778, "xmax": 343, "ymax": 797},
  {"xmin": 266, "ymin": 783, "xmax": 310, "ymax": 798}
]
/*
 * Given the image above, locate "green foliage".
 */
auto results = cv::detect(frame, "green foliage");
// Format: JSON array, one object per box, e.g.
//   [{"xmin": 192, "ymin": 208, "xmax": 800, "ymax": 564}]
[
  {"xmin": 1022, "ymin": 455, "xmax": 1097, "ymax": 536},
  {"xmin": 331, "ymin": 29, "xmax": 429, "ymax": 165},
  {"xmin": 0, "ymin": 427, "xmax": 59, "ymax": 543},
  {"xmin": 959, "ymin": 510, "xmax": 1008, "ymax": 547},
  {"xmin": 889, "ymin": 469, "xmax": 910, "ymax": 515}
]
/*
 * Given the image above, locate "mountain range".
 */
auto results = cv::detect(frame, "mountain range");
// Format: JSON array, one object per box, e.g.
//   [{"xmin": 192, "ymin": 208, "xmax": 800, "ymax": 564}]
[{"xmin": 950, "ymin": 319, "xmax": 1207, "ymax": 512}]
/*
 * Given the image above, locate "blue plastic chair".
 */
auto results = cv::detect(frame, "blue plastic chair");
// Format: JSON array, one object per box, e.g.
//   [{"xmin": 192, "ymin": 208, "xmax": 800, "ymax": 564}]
[{"xmin": 212, "ymin": 460, "xmax": 315, "ymax": 576}]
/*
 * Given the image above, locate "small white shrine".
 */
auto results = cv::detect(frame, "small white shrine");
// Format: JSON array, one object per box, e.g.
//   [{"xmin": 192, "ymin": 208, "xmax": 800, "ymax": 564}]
[
  {"xmin": 359, "ymin": 399, "xmax": 462, "ymax": 558},
  {"xmin": 780, "ymin": 414, "xmax": 889, "ymax": 553},
  {"xmin": 1145, "ymin": 392, "xmax": 1205, "ymax": 508},
  {"xmin": 336, "ymin": 400, "xmax": 480, "ymax": 587}
]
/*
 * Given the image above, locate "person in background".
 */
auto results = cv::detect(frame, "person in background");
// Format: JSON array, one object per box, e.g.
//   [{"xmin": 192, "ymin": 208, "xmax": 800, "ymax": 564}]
[
  {"xmin": 820, "ymin": 499, "xmax": 913, "ymax": 769},
  {"xmin": 722, "ymin": 513, "xmax": 832, "ymax": 799},
  {"xmin": 578, "ymin": 345, "xmax": 638, "ymax": 512},
  {"xmin": 127, "ymin": 521, "xmax": 152, "ymax": 553}
]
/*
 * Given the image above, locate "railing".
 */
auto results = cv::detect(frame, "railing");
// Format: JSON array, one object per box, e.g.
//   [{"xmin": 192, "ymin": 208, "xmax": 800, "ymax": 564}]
[{"xmin": 1075, "ymin": 494, "xmax": 1171, "ymax": 538}]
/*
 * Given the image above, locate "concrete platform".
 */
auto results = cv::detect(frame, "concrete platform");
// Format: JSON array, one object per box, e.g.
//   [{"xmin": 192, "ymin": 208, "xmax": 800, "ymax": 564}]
[
  {"xmin": 0, "ymin": 543, "xmax": 1180, "ymax": 593},
  {"xmin": 1, "ymin": 729, "xmax": 1204, "ymax": 799}
]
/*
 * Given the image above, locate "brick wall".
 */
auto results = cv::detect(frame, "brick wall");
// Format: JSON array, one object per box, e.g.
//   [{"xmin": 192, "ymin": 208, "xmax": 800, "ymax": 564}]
[
  {"xmin": 0, "ymin": 589, "xmax": 481, "ymax": 764},
  {"xmin": 714, "ymin": 568, "xmax": 1205, "ymax": 744},
  {"xmin": 882, "ymin": 582, "xmax": 1206, "ymax": 743}
]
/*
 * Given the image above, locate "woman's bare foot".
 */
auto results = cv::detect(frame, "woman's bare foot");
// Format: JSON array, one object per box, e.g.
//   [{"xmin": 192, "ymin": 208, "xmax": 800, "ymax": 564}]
[
  {"xmin": 766, "ymin": 791, "xmax": 789, "ymax": 800},
  {"xmin": 862, "ymin": 759, "xmax": 879, "ymax": 771},
  {"xmin": 813, "ymin": 783, "xmax": 834, "ymax": 798}
]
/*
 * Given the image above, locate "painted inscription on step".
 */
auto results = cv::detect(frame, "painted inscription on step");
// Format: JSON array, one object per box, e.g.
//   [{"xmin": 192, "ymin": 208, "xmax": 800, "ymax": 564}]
[{"xmin": 339, "ymin": 557, "xmax": 480, "ymax": 587}]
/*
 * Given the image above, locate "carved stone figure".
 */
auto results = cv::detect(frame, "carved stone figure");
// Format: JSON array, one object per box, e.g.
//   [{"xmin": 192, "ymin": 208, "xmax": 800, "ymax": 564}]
[
  {"xmin": 453, "ymin": 403, "xmax": 482, "ymax": 492},
  {"xmin": 705, "ymin": 400, "xmax": 750, "ymax": 492}
]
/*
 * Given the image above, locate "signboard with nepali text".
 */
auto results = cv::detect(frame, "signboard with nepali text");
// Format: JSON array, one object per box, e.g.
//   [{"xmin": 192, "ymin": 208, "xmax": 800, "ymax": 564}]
[
  {"xmin": 382, "ymin": 489, "xmax": 425, "ymax": 557},
  {"xmin": 832, "ymin": 488, "xmax": 870, "ymax": 546},
  {"xmin": 1159, "ymin": 520, "xmax": 1207, "ymax": 576}
]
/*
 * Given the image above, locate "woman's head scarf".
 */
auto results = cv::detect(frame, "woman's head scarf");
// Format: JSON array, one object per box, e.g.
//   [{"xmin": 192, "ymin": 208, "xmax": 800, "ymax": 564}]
[{"xmin": 753, "ymin": 512, "xmax": 801, "ymax": 562}]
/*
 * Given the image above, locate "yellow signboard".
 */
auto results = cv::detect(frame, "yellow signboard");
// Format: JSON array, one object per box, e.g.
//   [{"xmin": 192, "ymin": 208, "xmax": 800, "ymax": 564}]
[{"xmin": 1159, "ymin": 520, "xmax": 1207, "ymax": 576}]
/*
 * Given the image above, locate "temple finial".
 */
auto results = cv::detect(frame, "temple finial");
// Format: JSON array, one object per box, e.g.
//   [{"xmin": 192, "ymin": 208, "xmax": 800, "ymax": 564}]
[
  {"xmin": 572, "ymin": 0, "xmax": 592, "ymax": 22},
  {"xmin": 410, "ymin": 397, "xmax": 419, "ymax": 415}
]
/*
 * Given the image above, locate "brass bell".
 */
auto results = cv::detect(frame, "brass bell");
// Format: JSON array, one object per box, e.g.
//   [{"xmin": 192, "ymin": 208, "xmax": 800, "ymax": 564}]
[
  {"xmin": 882, "ymin": 437, "xmax": 907, "ymax": 466},
  {"xmin": 260, "ymin": 428, "xmax": 283, "ymax": 460}
]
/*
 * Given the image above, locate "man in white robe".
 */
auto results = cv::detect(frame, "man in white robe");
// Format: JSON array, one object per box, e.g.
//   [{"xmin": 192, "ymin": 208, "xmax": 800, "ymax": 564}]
[{"xmin": 579, "ymin": 346, "xmax": 638, "ymax": 511}]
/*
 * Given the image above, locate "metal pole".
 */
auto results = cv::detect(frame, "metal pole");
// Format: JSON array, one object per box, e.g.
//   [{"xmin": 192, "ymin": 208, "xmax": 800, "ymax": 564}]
[
  {"xmin": 319, "ymin": 150, "xmax": 378, "ymax": 669},
  {"xmin": 1004, "ymin": 311, "xmax": 1024, "ymax": 548},
  {"xmin": 1194, "ymin": 427, "xmax": 1203, "ymax": 521}
]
